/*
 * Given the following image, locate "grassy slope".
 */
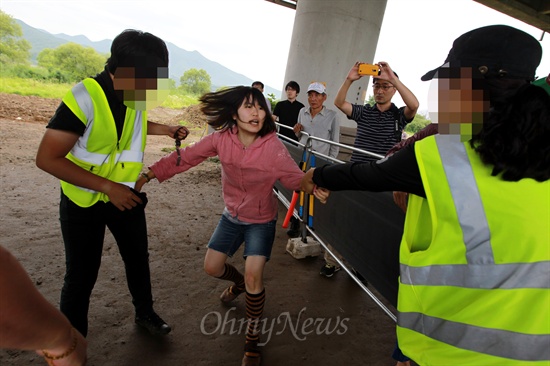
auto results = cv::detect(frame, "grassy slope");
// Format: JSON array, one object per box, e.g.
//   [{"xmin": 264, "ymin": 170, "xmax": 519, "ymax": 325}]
[{"xmin": 0, "ymin": 77, "xmax": 199, "ymax": 108}]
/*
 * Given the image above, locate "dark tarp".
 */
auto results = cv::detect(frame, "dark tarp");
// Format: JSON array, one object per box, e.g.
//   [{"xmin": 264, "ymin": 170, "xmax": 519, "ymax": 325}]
[{"xmin": 276, "ymin": 140, "xmax": 405, "ymax": 307}]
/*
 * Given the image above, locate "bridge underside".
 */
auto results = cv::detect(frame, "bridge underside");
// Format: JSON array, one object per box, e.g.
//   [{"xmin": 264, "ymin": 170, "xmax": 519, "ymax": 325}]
[{"xmin": 265, "ymin": 0, "xmax": 550, "ymax": 32}]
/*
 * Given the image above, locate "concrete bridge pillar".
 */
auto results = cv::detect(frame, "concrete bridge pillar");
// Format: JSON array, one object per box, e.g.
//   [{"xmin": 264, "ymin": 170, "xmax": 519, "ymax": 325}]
[{"xmin": 283, "ymin": 0, "xmax": 387, "ymax": 128}]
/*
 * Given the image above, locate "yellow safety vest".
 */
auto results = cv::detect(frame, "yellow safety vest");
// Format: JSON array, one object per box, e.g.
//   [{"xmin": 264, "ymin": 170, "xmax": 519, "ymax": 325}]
[
  {"xmin": 397, "ymin": 135, "xmax": 550, "ymax": 365},
  {"xmin": 60, "ymin": 78, "xmax": 147, "ymax": 207}
]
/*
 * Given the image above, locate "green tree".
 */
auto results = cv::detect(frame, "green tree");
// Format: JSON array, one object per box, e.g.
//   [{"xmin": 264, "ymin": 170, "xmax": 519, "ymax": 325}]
[
  {"xmin": 404, "ymin": 112, "xmax": 431, "ymax": 134},
  {"xmin": 167, "ymin": 78, "xmax": 176, "ymax": 90},
  {"xmin": 37, "ymin": 43, "xmax": 105, "ymax": 83},
  {"xmin": 267, "ymin": 92, "xmax": 277, "ymax": 111},
  {"xmin": 365, "ymin": 94, "xmax": 375, "ymax": 106},
  {"xmin": 0, "ymin": 10, "xmax": 31, "ymax": 66},
  {"xmin": 179, "ymin": 68, "xmax": 211, "ymax": 95}
]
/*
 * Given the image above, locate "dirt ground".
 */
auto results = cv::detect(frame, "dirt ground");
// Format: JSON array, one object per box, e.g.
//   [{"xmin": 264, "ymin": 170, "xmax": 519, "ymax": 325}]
[{"xmin": 0, "ymin": 93, "xmax": 399, "ymax": 366}]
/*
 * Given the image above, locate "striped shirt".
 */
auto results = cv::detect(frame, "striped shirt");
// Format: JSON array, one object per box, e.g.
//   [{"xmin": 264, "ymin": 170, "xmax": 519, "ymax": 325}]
[{"xmin": 349, "ymin": 103, "xmax": 410, "ymax": 163}]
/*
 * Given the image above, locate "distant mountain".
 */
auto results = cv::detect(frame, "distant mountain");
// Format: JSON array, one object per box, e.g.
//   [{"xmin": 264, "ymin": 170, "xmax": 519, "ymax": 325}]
[
  {"xmin": 15, "ymin": 19, "xmax": 281, "ymax": 95},
  {"xmin": 53, "ymin": 33, "xmax": 111, "ymax": 54},
  {"xmin": 16, "ymin": 19, "xmax": 68, "ymax": 60}
]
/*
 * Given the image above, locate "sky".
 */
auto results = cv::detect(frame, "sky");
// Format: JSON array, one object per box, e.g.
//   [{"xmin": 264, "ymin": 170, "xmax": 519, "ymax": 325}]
[{"xmin": 2, "ymin": 0, "xmax": 549, "ymax": 113}]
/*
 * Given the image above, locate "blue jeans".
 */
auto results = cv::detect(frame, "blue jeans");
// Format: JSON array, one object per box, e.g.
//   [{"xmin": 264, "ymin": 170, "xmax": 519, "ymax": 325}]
[
  {"xmin": 59, "ymin": 191, "xmax": 154, "ymax": 336},
  {"xmin": 207, "ymin": 214, "xmax": 277, "ymax": 261}
]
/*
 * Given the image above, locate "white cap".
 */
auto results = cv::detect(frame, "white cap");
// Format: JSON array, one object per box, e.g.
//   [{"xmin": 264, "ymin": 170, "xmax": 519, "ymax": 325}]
[{"xmin": 307, "ymin": 82, "xmax": 326, "ymax": 94}]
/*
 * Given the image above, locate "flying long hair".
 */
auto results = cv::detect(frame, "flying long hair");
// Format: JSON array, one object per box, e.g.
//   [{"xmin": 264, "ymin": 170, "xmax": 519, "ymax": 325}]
[
  {"xmin": 471, "ymin": 81, "xmax": 550, "ymax": 182},
  {"xmin": 199, "ymin": 86, "xmax": 275, "ymax": 137}
]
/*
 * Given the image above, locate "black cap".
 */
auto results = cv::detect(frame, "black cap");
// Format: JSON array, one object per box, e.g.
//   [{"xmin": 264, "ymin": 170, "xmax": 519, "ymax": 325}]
[{"xmin": 421, "ymin": 25, "xmax": 542, "ymax": 81}]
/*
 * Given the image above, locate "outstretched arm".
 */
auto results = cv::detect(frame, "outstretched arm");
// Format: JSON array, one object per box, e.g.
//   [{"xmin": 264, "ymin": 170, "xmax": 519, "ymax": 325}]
[
  {"xmin": 0, "ymin": 245, "xmax": 87, "ymax": 365},
  {"xmin": 335, "ymin": 62, "xmax": 363, "ymax": 117},
  {"xmin": 301, "ymin": 145, "xmax": 425, "ymax": 197},
  {"xmin": 137, "ymin": 132, "xmax": 219, "ymax": 188},
  {"xmin": 135, "ymin": 169, "xmax": 156, "ymax": 192},
  {"xmin": 147, "ymin": 121, "xmax": 189, "ymax": 140}
]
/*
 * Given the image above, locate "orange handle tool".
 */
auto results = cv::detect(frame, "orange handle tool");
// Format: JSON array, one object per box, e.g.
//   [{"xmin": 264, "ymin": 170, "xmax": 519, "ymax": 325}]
[{"xmin": 282, "ymin": 191, "xmax": 299, "ymax": 228}]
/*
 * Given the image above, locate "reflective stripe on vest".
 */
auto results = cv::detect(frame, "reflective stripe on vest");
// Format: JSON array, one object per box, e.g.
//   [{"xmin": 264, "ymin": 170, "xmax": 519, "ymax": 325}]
[
  {"xmin": 60, "ymin": 78, "xmax": 146, "ymax": 207},
  {"xmin": 397, "ymin": 135, "xmax": 550, "ymax": 364},
  {"xmin": 399, "ymin": 312, "xmax": 548, "ymax": 362},
  {"xmin": 438, "ymin": 138, "xmax": 494, "ymax": 264}
]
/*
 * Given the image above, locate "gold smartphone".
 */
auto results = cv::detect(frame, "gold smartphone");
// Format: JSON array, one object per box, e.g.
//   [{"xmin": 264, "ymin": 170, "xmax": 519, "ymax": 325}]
[{"xmin": 358, "ymin": 63, "xmax": 380, "ymax": 76}]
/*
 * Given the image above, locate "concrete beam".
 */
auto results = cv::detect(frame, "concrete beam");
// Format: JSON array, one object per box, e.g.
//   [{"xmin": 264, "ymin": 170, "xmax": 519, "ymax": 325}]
[
  {"xmin": 267, "ymin": 0, "xmax": 550, "ymax": 33},
  {"xmin": 264, "ymin": 0, "xmax": 297, "ymax": 10},
  {"xmin": 474, "ymin": 0, "xmax": 550, "ymax": 32},
  {"xmin": 283, "ymin": 0, "xmax": 387, "ymax": 128}
]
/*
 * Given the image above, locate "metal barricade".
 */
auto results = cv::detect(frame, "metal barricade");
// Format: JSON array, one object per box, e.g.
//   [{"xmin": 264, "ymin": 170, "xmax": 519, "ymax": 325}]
[{"xmin": 274, "ymin": 123, "xmax": 404, "ymax": 321}]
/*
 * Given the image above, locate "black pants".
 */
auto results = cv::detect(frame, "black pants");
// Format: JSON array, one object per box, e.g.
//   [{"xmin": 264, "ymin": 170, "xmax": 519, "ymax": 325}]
[{"xmin": 59, "ymin": 191, "xmax": 154, "ymax": 336}]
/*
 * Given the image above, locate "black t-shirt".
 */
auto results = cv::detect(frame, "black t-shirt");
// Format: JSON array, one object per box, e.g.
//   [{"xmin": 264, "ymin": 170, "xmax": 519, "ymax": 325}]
[
  {"xmin": 47, "ymin": 69, "xmax": 127, "ymax": 140},
  {"xmin": 273, "ymin": 99, "xmax": 305, "ymax": 142},
  {"xmin": 312, "ymin": 143, "xmax": 426, "ymax": 198}
]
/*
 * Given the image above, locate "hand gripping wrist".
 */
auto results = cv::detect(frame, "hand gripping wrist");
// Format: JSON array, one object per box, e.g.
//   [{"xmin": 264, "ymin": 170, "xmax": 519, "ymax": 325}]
[{"xmin": 141, "ymin": 172, "xmax": 151, "ymax": 183}]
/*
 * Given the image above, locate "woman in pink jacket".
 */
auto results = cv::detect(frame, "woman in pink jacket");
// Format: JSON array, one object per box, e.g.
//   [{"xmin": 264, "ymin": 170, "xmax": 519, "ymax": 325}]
[{"xmin": 137, "ymin": 86, "xmax": 327, "ymax": 366}]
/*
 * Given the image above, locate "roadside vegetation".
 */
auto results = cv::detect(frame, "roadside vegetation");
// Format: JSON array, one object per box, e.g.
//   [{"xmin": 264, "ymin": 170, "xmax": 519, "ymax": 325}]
[
  {"xmin": 0, "ymin": 73, "xmax": 200, "ymax": 109},
  {"xmin": 0, "ymin": 10, "xmax": 201, "ymax": 109},
  {"xmin": 0, "ymin": 77, "xmax": 73, "ymax": 99}
]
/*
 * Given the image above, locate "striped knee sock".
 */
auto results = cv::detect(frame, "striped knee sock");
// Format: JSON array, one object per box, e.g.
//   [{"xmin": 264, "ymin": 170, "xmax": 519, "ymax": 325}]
[
  {"xmin": 217, "ymin": 263, "xmax": 245, "ymax": 295},
  {"xmin": 244, "ymin": 289, "xmax": 265, "ymax": 358}
]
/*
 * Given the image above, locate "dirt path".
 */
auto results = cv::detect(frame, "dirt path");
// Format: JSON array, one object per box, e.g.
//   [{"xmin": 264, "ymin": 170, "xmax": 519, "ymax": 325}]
[{"xmin": 0, "ymin": 93, "xmax": 397, "ymax": 366}]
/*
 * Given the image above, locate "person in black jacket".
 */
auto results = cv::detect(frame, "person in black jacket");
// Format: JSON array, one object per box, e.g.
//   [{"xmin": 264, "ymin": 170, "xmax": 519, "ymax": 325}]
[{"xmin": 301, "ymin": 25, "xmax": 549, "ymax": 365}]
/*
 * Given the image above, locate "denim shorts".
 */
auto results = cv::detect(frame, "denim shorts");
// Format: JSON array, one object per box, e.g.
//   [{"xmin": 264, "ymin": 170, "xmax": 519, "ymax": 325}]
[{"xmin": 207, "ymin": 214, "xmax": 277, "ymax": 261}]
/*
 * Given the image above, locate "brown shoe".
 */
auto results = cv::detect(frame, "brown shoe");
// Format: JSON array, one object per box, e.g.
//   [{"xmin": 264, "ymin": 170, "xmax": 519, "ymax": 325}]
[
  {"xmin": 242, "ymin": 340, "xmax": 261, "ymax": 365},
  {"xmin": 220, "ymin": 286, "xmax": 238, "ymax": 303},
  {"xmin": 241, "ymin": 354, "xmax": 261, "ymax": 366}
]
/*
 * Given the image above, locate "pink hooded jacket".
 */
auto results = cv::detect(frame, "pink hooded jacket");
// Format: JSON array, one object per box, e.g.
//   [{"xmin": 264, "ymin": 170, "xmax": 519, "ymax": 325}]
[{"xmin": 150, "ymin": 127, "xmax": 304, "ymax": 223}]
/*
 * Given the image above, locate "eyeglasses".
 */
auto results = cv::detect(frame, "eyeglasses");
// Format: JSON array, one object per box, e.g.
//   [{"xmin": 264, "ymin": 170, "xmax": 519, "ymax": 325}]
[{"xmin": 373, "ymin": 85, "xmax": 394, "ymax": 91}]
